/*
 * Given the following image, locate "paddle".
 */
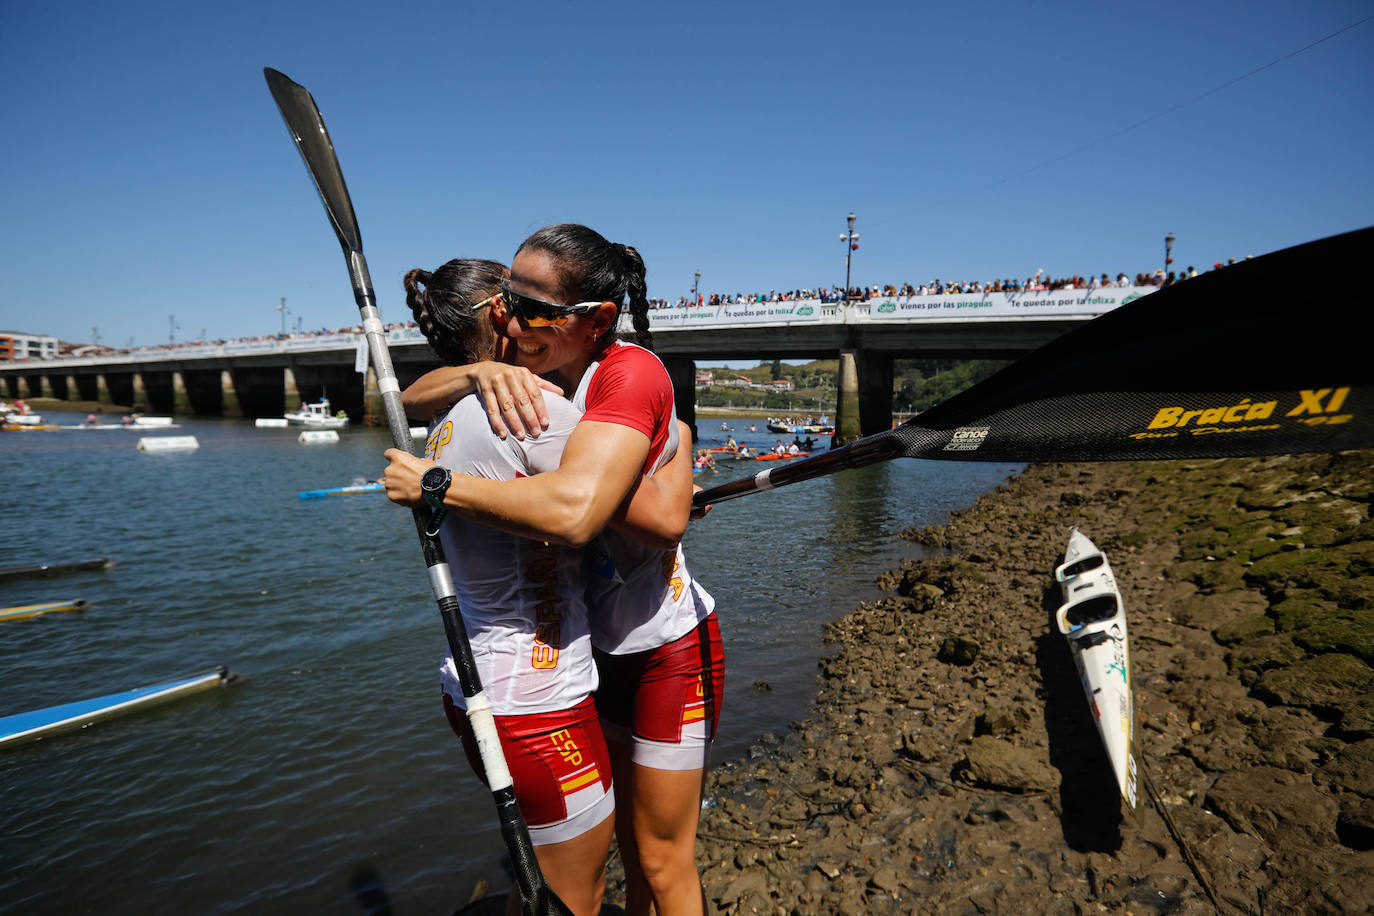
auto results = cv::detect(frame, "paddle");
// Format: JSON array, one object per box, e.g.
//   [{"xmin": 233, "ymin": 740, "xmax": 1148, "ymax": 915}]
[
  {"xmin": 694, "ymin": 226, "xmax": 1374, "ymax": 508},
  {"xmin": 263, "ymin": 68, "xmax": 572, "ymax": 916}
]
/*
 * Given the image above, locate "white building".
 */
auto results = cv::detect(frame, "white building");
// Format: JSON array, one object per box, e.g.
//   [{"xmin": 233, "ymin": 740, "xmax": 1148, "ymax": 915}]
[{"xmin": 0, "ymin": 331, "xmax": 60, "ymax": 361}]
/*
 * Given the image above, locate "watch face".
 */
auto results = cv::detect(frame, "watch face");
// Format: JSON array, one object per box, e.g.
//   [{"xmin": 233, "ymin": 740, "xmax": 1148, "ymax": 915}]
[{"xmin": 421, "ymin": 466, "xmax": 449, "ymax": 492}]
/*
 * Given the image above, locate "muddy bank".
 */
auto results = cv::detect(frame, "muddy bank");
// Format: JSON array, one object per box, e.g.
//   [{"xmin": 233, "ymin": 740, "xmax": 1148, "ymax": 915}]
[{"xmin": 665, "ymin": 451, "xmax": 1373, "ymax": 914}]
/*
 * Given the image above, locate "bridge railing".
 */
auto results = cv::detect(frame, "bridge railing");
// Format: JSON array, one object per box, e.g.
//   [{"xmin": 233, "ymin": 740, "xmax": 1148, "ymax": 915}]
[{"xmin": 637, "ymin": 285, "xmax": 1155, "ymax": 332}]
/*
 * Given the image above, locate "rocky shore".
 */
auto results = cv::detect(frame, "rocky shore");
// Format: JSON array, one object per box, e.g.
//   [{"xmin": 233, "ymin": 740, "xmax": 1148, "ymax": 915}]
[{"xmin": 660, "ymin": 451, "xmax": 1373, "ymax": 914}]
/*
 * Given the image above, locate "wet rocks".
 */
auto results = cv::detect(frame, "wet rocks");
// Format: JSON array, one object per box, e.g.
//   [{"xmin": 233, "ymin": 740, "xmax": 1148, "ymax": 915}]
[{"xmin": 600, "ymin": 450, "xmax": 1374, "ymax": 914}]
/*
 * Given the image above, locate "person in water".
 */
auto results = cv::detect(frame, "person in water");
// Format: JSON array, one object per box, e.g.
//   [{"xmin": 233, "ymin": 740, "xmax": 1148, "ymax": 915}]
[
  {"xmin": 387, "ymin": 224, "xmax": 722, "ymax": 916},
  {"xmin": 393, "ymin": 257, "xmax": 692, "ymax": 916}
]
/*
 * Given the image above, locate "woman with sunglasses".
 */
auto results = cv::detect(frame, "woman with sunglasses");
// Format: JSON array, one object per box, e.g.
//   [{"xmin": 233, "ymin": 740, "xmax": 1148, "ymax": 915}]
[
  {"xmin": 397, "ymin": 257, "xmax": 694, "ymax": 916},
  {"xmin": 386, "ymin": 224, "xmax": 721, "ymax": 916}
]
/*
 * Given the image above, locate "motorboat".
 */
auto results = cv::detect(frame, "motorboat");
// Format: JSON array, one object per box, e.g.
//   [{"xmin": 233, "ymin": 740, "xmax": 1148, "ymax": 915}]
[{"xmin": 284, "ymin": 398, "xmax": 349, "ymax": 428}]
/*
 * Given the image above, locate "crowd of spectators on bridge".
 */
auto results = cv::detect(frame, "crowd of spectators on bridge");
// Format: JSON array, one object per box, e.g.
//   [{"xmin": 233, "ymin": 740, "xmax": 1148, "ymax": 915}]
[{"xmin": 651, "ymin": 257, "xmax": 1252, "ymax": 309}]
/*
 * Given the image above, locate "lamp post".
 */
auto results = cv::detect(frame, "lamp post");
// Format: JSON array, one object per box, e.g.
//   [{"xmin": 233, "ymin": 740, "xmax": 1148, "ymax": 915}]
[
  {"xmin": 1164, "ymin": 232, "xmax": 1175, "ymax": 275},
  {"xmin": 839, "ymin": 212, "xmax": 859, "ymax": 303},
  {"xmin": 278, "ymin": 296, "xmax": 289, "ymax": 336},
  {"xmin": 693, "ymin": 270, "xmax": 700, "ymax": 306}
]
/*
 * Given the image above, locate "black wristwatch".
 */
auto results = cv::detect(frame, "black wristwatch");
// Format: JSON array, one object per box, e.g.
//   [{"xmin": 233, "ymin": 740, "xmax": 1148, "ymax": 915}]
[{"xmin": 420, "ymin": 465, "xmax": 452, "ymax": 536}]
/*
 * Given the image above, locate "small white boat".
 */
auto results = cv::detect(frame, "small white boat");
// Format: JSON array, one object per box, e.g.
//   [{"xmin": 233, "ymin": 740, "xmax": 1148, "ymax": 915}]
[
  {"xmin": 284, "ymin": 398, "xmax": 349, "ymax": 428},
  {"xmin": 1053, "ymin": 528, "xmax": 1141, "ymax": 817},
  {"xmin": 4, "ymin": 412, "xmax": 45, "ymax": 426}
]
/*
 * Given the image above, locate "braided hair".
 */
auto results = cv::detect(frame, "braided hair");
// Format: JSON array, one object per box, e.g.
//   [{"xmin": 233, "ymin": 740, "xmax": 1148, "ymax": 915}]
[
  {"xmin": 402, "ymin": 259, "xmax": 505, "ymax": 366},
  {"xmin": 515, "ymin": 224, "xmax": 654, "ymax": 351}
]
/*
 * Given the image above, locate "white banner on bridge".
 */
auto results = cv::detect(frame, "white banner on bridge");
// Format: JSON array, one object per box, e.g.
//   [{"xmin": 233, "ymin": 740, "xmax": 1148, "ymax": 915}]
[
  {"xmin": 645, "ymin": 286, "xmax": 1156, "ymax": 330},
  {"xmin": 647, "ymin": 300, "xmax": 827, "ymax": 329},
  {"xmin": 859, "ymin": 286, "xmax": 1154, "ymax": 320}
]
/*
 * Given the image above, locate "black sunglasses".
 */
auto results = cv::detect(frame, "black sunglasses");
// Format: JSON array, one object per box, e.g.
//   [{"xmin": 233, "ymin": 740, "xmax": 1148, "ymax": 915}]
[{"xmin": 500, "ymin": 282, "xmax": 603, "ymax": 327}]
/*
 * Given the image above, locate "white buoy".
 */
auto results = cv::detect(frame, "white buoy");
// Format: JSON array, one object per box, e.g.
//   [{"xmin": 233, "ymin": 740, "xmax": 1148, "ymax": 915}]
[
  {"xmin": 298, "ymin": 430, "xmax": 339, "ymax": 444},
  {"xmin": 410, "ymin": 427, "xmax": 427, "ymax": 438},
  {"xmin": 255, "ymin": 418, "xmax": 289, "ymax": 428},
  {"xmin": 137, "ymin": 436, "xmax": 200, "ymax": 451}
]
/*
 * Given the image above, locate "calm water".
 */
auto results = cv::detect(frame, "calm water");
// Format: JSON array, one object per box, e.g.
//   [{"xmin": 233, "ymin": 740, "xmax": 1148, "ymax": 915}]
[{"xmin": 0, "ymin": 412, "xmax": 1020, "ymax": 914}]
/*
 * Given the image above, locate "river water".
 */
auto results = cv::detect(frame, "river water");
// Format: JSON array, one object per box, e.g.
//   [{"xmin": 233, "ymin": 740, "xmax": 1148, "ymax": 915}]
[{"xmin": 0, "ymin": 412, "xmax": 1020, "ymax": 914}]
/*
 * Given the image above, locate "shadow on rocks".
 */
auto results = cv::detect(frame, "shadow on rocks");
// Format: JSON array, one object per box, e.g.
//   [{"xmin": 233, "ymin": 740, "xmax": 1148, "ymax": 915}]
[{"xmin": 1037, "ymin": 584, "xmax": 1125, "ymax": 853}]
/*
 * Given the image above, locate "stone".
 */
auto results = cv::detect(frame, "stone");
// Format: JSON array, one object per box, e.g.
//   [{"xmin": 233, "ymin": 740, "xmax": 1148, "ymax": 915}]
[
  {"xmin": 1252, "ymin": 653, "xmax": 1374, "ymax": 713},
  {"xmin": 963, "ymin": 736, "xmax": 1058, "ymax": 792},
  {"xmin": 1205, "ymin": 766, "xmax": 1339, "ymax": 849}
]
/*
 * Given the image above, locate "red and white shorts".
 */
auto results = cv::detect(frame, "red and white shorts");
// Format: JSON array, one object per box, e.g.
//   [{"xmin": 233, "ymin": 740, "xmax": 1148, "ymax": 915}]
[
  {"xmin": 443, "ymin": 694, "xmax": 614, "ymax": 846},
  {"xmin": 593, "ymin": 614, "xmax": 725, "ymax": 771}
]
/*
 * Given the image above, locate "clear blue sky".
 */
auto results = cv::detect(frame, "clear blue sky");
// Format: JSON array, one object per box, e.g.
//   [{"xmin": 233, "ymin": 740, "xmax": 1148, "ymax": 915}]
[{"xmin": 2, "ymin": 0, "xmax": 1370, "ymax": 351}]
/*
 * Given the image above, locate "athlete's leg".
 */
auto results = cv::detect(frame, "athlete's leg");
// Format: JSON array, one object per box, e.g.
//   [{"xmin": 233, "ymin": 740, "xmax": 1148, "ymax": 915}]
[
  {"xmin": 527, "ymin": 809, "xmax": 615, "ymax": 916},
  {"xmin": 626, "ymin": 762, "xmax": 707, "ymax": 916},
  {"xmin": 606, "ymin": 737, "xmax": 652, "ymax": 915},
  {"xmin": 445, "ymin": 694, "xmax": 614, "ymax": 916}
]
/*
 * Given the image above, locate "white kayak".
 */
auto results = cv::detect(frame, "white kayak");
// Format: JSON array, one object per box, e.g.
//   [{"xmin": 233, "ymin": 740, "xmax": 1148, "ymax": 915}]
[{"xmin": 1053, "ymin": 528, "xmax": 1141, "ymax": 816}]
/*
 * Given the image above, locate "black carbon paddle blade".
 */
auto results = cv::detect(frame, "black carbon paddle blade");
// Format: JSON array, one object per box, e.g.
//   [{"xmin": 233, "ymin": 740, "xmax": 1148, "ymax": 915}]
[
  {"xmin": 264, "ymin": 68, "xmax": 363, "ymax": 255},
  {"xmin": 902, "ymin": 225, "xmax": 1374, "ymax": 462},
  {"xmin": 694, "ymin": 226, "xmax": 1374, "ymax": 507}
]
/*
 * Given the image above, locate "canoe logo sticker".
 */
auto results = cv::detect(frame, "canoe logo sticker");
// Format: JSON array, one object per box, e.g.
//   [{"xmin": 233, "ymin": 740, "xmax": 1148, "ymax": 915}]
[
  {"xmin": 944, "ymin": 426, "xmax": 990, "ymax": 451},
  {"xmin": 1131, "ymin": 388, "xmax": 1353, "ymax": 440}
]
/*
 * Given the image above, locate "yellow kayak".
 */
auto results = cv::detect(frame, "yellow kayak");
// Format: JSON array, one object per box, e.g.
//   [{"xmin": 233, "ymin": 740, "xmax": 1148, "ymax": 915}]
[{"xmin": 0, "ymin": 600, "xmax": 91, "ymax": 623}]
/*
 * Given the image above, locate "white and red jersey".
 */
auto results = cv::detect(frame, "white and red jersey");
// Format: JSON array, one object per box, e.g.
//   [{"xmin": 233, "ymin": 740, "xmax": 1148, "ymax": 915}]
[
  {"xmin": 573, "ymin": 342, "xmax": 715, "ymax": 655},
  {"xmin": 429, "ymin": 393, "xmax": 598, "ymax": 716}
]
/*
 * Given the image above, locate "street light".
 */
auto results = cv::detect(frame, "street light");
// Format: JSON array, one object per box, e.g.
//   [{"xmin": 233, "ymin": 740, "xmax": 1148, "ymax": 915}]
[
  {"xmin": 693, "ymin": 270, "xmax": 700, "ymax": 305},
  {"xmin": 839, "ymin": 212, "xmax": 859, "ymax": 303},
  {"xmin": 1164, "ymin": 232, "xmax": 1175, "ymax": 274},
  {"xmin": 278, "ymin": 296, "xmax": 289, "ymax": 336}
]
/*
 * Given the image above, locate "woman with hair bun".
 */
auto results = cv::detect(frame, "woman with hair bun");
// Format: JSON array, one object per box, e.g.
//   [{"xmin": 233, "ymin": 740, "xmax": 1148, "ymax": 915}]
[
  {"xmin": 396, "ymin": 257, "xmax": 691, "ymax": 916},
  {"xmin": 387, "ymin": 224, "xmax": 722, "ymax": 916}
]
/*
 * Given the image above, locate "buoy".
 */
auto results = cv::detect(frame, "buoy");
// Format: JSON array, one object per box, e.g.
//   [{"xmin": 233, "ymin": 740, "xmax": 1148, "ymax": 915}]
[
  {"xmin": 298, "ymin": 430, "xmax": 339, "ymax": 444},
  {"xmin": 255, "ymin": 418, "xmax": 289, "ymax": 428},
  {"xmin": 137, "ymin": 436, "xmax": 200, "ymax": 451}
]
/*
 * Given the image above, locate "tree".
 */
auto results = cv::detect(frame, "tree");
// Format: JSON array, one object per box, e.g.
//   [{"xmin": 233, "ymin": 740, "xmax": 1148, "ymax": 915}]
[{"xmin": 770, "ymin": 358, "xmax": 782, "ymax": 380}]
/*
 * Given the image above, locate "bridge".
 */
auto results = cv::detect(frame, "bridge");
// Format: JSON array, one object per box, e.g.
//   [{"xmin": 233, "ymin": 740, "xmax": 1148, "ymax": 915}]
[{"xmin": 1, "ymin": 286, "xmax": 1154, "ymax": 441}]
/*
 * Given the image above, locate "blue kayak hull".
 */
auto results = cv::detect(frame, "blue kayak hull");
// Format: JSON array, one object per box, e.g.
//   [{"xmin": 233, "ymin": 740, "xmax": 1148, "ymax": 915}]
[{"xmin": 0, "ymin": 668, "xmax": 234, "ymax": 748}]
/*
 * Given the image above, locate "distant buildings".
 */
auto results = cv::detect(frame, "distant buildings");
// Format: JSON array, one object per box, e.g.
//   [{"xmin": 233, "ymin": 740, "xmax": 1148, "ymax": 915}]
[{"xmin": 0, "ymin": 331, "xmax": 60, "ymax": 361}]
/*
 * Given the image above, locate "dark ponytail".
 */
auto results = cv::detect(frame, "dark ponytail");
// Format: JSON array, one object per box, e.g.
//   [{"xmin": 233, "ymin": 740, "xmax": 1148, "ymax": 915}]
[
  {"xmin": 516, "ymin": 224, "xmax": 654, "ymax": 351},
  {"xmin": 403, "ymin": 258, "xmax": 505, "ymax": 366}
]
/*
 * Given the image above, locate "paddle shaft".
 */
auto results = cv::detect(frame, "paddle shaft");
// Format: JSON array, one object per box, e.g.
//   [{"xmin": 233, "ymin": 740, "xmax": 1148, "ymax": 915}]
[{"xmin": 264, "ymin": 68, "xmax": 563, "ymax": 916}]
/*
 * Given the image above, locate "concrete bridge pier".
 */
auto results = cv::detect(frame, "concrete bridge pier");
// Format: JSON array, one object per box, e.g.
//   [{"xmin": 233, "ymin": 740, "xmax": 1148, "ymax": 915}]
[
  {"xmin": 130, "ymin": 372, "xmax": 152, "ymax": 411},
  {"xmin": 220, "ymin": 371, "xmax": 241, "ymax": 417},
  {"xmin": 834, "ymin": 349, "xmax": 894, "ymax": 446},
  {"xmin": 661, "ymin": 355, "xmax": 698, "ymax": 443}
]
